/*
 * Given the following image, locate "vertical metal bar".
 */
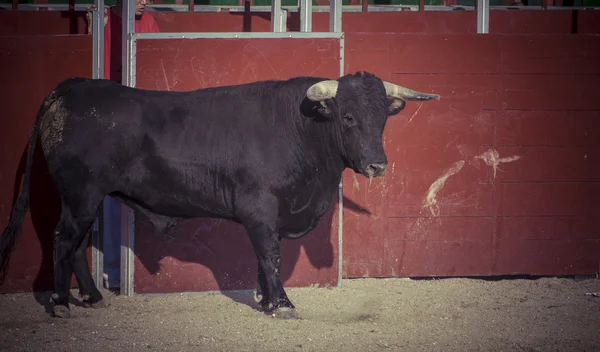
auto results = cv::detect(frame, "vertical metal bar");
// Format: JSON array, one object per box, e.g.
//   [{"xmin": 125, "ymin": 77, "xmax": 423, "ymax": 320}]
[
  {"xmin": 362, "ymin": 0, "xmax": 368, "ymax": 12},
  {"xmin": 120, "ymin": 205, "xmax": 135, "ymax": 296},
  {"xmin": 300, "ymin": 0, "xmax": 312, "ymax": 32},
  {"xmin": 189, "ymin": 0, "xmax": 195, "ymax": 12},
  {"xmin": 329, "ymin": 0, "xmax": 342, "ymax": 33},
  {"xmin": 476, "ymin": 0, "xmax": 489, "ymax": 34},
  {"xmin": 271, "ymin": 0, "xmax": 284, "ymax": 32},
  {"xmin": 12, "ymin": 0, "xmax": 17, "ymax": 10},
  {"xmin": 122, "ymin": 0, "xmax": 135, "ymax": 88},
  {"xmin": 281, "ymin": 9, "xmax": 287, "ymax": 32},
  {"xmin": 419, "ymin": 0, "xmax": 424, "ymax": 11},
  {"xmin": 120, "ymin": 0, "xmax": 136, "ymax": 297},
  {"xmin": 337, "ymin": 34, "xmax": 345, "ymax": 288},
  {"xmin": 91, "ymin": 0, "xmax": 105, "ymax": 291},
  {"xmin": 92, "ymin": 0, "xmax": 104, "ymax": 79},
  {"xmin": 69, "ymin": 0, "xmax": 75, "ymax": 11},
  {"xmin": 91, "ymin": 209, "xmax": 104, "ymax": 290}
]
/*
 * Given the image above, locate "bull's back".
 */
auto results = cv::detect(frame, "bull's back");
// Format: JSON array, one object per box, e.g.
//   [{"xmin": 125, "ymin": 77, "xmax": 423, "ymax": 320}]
[{"xmin": 39, "ymin": 78, "xmax": 162, "ymax": 182}]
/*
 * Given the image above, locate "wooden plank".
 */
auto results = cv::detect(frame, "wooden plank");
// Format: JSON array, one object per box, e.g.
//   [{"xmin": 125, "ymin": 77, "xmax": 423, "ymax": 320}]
[
  {"xmin": 339, "ymin": 12, "xmax": 477, "ymax": 34},
  {"xmin": 389, "ymin": 34, "xmax": 501, "ymax": 74},
  {"xmin": 388, "ymin": 217, "xmax": 494, "ymax": 242},
  {"xmin": 493, "ymin": 239, "xmax": 600, "ymax": 275},
  {"xmin": 153, "ymin": 12, "xmax": 272, "ymax": 33},
  {"xmin": 497, "ymin": 183, "xmax": 600, "ymax": 217},
  {"xmin": 501, "ymin": 74, "xmax": 600, "ymax": 111},
  {"xmin": 137, "ymin": 38, "xmax": 340, "ymax": 90},
  {"xmin": 578, "ymin": 11, "xmax": 600, "ymax": 35},
  {"xmin": 490, "ymin": 11, "xmax": 576, "ymax": 34},
  {"xmin": 346, "ymin": 33, "xmax": 501, "ymax": 75},
  {"xmin": 0, "ymin": 11, "xmax": 87, "ymax": 35},
  {"xmin": 391, "ymin": 73, "xmax": 500, "ymax": 113},
  {"xmin": 493, "ymin": 146, "xmax": 600, "ymax": 183},
  {"xmin": 497, "ymin": 216, "xmax": 600, "ymax": 241},
  {"xmin": 386, "ymin": 236, "xmax": 495, "ymax": 277},
  {"xmin": 384, "ymin": 108, "xmax": 495, "ymax": 150},
  {"xmin": 497, "ymin": 110, "xmax": 600, "ymax": 147},
  {"xmin": 501, "ymin": 35, "xmax": 600, "ymax": 75},
  {"xmin": 386, "ymin": 170, "xmax": 495, "ymax": 218}
]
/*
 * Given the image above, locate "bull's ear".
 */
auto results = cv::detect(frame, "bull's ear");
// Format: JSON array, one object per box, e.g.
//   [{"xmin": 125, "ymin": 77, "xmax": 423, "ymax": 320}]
[
  {"xmin": 317, "ymin": 100, "xmax": 334, "ymax": 118},
  {"xmin": 387, "ymin": 98, "xmax": 406, "ymax": 117}
]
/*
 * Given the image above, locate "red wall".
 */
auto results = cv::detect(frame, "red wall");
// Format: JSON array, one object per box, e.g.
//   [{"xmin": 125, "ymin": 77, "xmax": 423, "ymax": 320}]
[
  {"xmin": 132, "ymin": 37, "xmax": 342, "ymax": 293},
  {"xmin": 1, "ymin": 10, "xmax": 599, "ymax": 295},
  {"xmin": 0, "ymin": 35, "xmax": 93, "ymax": 293},
  {"xmin": 342, "ymin": 32, "xmax": 600, "ymax": 278}
]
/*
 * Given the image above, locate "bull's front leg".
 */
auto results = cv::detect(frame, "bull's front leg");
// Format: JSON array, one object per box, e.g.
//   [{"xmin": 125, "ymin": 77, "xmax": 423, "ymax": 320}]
[
  {"xmin": 238, "ymin": 193, "xmax": 298, "ymax": 319},
  {"xmin": 255, "ymin": 237, "xmax": 285, "ymax": 300},
  {"xmin": 247, "ymin": 225, "xmax": 297, "ymax": 319}
]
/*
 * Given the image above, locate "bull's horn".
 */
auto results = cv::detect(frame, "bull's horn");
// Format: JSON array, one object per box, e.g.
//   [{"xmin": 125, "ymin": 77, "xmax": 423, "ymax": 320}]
[
  {"xmin": 383, "ymin": 82, "xmax": 440, "ymax": 101},
  {"xmin": 306, "ymin": 80, "xmax": 339, "ymax": 102}
]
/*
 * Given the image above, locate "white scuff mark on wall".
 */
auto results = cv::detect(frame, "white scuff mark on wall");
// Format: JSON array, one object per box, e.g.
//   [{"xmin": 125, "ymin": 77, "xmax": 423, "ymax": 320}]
[
  {"xmin": 352, "ymin": 173, "xmax": 360, "ymax": 191},
  {"xmin": 408, "ymin": 102, "xmax": 424, "ymax": 124},
  {"xmin": 423, "ymin": 160, "xmax": 465, "ymax": 217},
  {"xmin": 475, "ymin": 148, "xmax": 521, "ymax": 178}
]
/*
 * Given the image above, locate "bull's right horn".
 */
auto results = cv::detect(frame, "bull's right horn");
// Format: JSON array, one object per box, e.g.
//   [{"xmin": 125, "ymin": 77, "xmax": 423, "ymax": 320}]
[
  {"xmin": 306, "ymin": 80, "xmax": 339, "ymax": 102},
  {"xmin": 383, "ymin": 82, "xmax": 440, "ymax": 101}
]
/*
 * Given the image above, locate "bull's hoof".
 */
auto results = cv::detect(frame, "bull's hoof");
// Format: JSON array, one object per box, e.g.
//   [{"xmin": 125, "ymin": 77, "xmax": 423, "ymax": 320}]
[
  {"xmin": 82, "ymin": 299, "xmax": 107, "ymax": 309},
  {"xmin": 272, "ymin": 307, "xmax": 300, "ymax": 320},
  {"xmin": 52, "ymin": 305, "xmax": 70, "ymax": 318}
]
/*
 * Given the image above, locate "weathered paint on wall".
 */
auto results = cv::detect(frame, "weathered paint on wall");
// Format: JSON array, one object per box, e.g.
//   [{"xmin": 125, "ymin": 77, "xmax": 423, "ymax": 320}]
[{"xmin": 342, "ymin": 33, "xmax": 600, "ymax": 278}]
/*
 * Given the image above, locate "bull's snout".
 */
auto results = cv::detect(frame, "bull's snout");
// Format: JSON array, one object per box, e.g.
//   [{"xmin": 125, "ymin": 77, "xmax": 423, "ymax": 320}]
[{"xmin": 365, "ymin": 163, "xmax": 388, "ymax": 177}]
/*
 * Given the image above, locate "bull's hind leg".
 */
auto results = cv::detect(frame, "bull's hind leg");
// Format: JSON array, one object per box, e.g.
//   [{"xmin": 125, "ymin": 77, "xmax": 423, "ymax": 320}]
[
  {"xmin": 72, "ymin": 225, "xmax": 105, "ymax": 309},
  {"xmin": 52, "ymin": 197, "xmax": 103, "ymax": 318}
]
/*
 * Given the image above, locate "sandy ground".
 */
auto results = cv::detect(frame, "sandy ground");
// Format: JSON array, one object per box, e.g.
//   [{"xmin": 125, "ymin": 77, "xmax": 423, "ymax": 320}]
[{"xmin": 1, "ymin": 277, "xmax": 599, "ymax": 352}]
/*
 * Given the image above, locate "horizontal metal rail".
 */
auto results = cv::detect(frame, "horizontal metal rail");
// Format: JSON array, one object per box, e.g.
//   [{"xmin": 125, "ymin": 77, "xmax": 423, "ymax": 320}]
[
  {"xmin": 133, "ymin": 32, "xmax": 344, "ymax": 40},
  {"xmin": 2, "ymin": 4, "xmax": 598, "ymax": 12}
]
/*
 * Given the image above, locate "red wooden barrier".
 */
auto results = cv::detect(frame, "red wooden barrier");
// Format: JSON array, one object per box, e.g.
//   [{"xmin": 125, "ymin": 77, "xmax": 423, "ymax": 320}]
[
  {"xmin": 0, "ymin": 35, "xmax": 93, "ymax": 293},
  {"xmin": 0, "ymin": 10, "xmax": 87, "ymax": 35},
  {"xmin": 1, "ymin": 11, "xmax": 600, "ymax": 296},
  {"xmin": 2, "ymin": 10, "xmax": 600, "ymax": 36},
  {"xmin": 132, "ymin": 38, "xmax": 342, "ymax": 294},
  {"xmin": 343, "ymin": 32, "xmax": 600, "ymax": 278}
]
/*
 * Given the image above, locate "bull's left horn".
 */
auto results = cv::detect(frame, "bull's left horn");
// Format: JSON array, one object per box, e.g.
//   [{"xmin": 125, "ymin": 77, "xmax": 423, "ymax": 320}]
[
  {"xmin": 383, "ymin": 82, "xmax": 440, "ymax": 101},
  {"xmin": 306, "ymin": 80, "xmax": 339, "ymax": 102}
]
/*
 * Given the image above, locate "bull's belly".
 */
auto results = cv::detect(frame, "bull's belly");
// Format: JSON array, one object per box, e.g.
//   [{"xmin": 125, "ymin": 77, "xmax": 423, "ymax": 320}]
[
  {"xmin": 277, "ymin": 197, "xmax": 333, "ymax": 239},
  {"xmin": 112, "ymin": 188, "xmax": 236, "ymax": 222}
]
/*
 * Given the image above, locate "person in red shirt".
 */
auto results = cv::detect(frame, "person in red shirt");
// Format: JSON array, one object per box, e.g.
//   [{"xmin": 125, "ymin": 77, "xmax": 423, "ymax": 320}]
[{"xmin": 87, "ymin": 0, "xmax": 160, "ymax": 83}]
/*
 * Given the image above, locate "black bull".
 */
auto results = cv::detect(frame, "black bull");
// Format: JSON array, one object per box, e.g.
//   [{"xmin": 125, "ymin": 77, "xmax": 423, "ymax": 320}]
[{"xmin": 0, "ymin": 71, "xmax": 439, "ymax": 319}]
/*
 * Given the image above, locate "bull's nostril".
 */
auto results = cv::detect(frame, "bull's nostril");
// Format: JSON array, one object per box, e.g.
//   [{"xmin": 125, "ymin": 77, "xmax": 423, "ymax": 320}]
[{"xmin": 366, "ymin": 163, "xmax": 388, "ymax": 176}]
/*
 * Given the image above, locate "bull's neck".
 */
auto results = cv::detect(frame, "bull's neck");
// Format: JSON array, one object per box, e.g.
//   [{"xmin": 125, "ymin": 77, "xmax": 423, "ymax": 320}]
[{"xmin": 294, "ymin": 116, "xmax": 346, "ymax": 183}]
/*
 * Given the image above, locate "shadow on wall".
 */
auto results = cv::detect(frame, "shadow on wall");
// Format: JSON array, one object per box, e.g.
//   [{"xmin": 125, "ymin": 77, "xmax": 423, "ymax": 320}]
[
  {"xmin": 133, "ymin": 193, "xmax": 371, "ymax": 312},
  {"xmin": 7, "ymin": 133, "xmax": 372, "ymax": 313},
  {"xmin": 11, "ymin": 141, "xmax": 62, "ymax": 312}
]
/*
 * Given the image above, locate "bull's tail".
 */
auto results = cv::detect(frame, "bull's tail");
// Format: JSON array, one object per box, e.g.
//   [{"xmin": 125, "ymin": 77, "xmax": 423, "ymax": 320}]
[{"xmin": 0, "ymin": 89, "xmax": 58, "ymax": 284}]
